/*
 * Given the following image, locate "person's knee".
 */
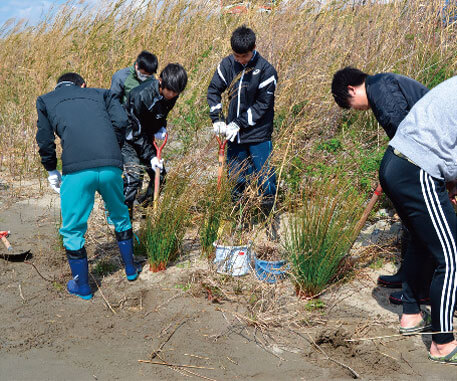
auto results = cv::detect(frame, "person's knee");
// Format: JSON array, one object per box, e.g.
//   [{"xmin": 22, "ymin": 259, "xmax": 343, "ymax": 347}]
[{"xmin": 124, "ymin": 172, "xmax": 142, "ymax": 188}]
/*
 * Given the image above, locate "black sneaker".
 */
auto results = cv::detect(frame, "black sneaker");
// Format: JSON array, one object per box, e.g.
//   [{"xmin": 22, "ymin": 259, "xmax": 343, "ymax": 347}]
[
  {"xmin": 389, "ymin": 290, "xmax": 430, "ymax": 305},
  {"xmin": 377, "ymin": 272, "xmax": 403, "ymax": 288}
]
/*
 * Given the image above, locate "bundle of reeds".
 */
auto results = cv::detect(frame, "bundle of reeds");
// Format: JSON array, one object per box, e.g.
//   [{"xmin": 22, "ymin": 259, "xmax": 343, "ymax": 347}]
[{"xmin": 284, "ymin": 176, "xmax": 364, "ymax": 296}]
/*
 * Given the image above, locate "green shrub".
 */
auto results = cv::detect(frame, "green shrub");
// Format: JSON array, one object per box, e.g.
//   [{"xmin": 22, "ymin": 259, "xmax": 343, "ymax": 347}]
[
  {"xmin": 136, "ymin": 165, "xmax": 193, "ymax": 268},
  {"xmin": 284, "ymin": 177, "xmax": 364, "ymax": 296}
]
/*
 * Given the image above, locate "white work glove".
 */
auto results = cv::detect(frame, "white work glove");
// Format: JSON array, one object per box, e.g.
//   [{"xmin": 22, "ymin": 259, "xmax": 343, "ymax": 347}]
[
  {"xmin": 213, "ymin": 121, "xmax": 227, "ymax": 135},
  {"xmin": 154, "ymin": 127, "xmax": 167, "ymax": 140},
  {"xmin": 150, "ymin": 157, "xmax": 164, "ymax": 172},
  {"xmin": 225, "ymin": 122, "xmax": 240, "ymax": 142},
  {"xmin": 47, "ymin": 170, "xmax": 62, "ymax": 194}
]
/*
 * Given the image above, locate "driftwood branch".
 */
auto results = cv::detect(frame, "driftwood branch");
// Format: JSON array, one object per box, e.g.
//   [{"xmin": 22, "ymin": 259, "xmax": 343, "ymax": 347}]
[{"xmin": 150, "ymin": 318, "xmax": 189, "ymax": 359}]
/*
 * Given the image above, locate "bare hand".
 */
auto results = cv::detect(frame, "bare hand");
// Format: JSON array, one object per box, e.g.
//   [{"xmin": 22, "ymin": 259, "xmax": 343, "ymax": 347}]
[{"xmin": 446, "ymin": 180, "xmax": 457, "ymax": 205}]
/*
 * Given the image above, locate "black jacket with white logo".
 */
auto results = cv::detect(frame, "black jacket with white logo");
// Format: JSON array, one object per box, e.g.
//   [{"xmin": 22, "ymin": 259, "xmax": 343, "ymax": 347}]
[
  {"xmin": 366, "ymin": 73, "xmax": 429, "ymax": 139},
  {"xmin": 124, "ymin": 78, "xmax": 177, "ymax": 162},
  {"xmin": 207, "ymin": 51, "xmax": 277, "ymax": 144}
]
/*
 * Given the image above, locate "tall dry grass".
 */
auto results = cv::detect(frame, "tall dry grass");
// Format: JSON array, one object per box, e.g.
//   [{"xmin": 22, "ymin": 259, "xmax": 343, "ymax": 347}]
[{"xmin": 0, "ymin": 0, "xmax": 455, "ymax": 183}]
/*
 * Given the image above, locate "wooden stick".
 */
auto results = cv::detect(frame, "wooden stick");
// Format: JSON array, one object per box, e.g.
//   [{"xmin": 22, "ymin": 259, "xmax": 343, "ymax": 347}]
[
  {"xmin": 226, "ymin": 356, "xmax": 238, "ymax": 365},
  {"xmin": 180, "ymin": 368, "xmax": 218, "ymax": 381},
  {"xmin": 89, "ymin": 273, "xmax": 116, "ymax": 315},
  {"xmin": 150, "ymin": 318, "xmax": 189, "ymax": 359},
  {"xmin": 346, "ymin": 330, "xmax": 457, "ymax": 342},
  {"xmin": 138, "ymin": 360, "xmax": 215, "ymax": 370},
  {"xmin": 24, "ymin": 261, "xmax": 55, "ymax": 283},
  {"xmin": 18, "ymin": 283, "xmax": 25, "ymax": 302},
  {"xmin": 156, "ymin": 353, "xmax": 218, "ymax": 381},
  {"xmin": 184, "ymin": 353, "xmax": 210, "ymax": 360}
]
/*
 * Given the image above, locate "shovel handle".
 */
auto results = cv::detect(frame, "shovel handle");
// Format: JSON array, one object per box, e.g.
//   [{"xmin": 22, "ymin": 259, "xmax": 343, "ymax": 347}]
[
  {"xmin": 215, "ymin": 136, "xmax": 228, "ymax": 190},
  {"xmin": 215, "ymin": 135, "xmax": 228, "ymax": 156},
  {"xmin": 1, "ymin": 235, "xmax": 12, "ymax": 252},
  {"xmin": 153, "ymin": 133, "xmax": 168, "ymax": 160},
  {"xmin": 355, "ymin": 184, "xmax": 383, "ymax": 234},
  {"xmin": 153, "ymin": 167, "xmax": 160, "ymax": 211},
  {"xmin": 153, "ymin": 133, "xmax": 168, "ymax": 210}
]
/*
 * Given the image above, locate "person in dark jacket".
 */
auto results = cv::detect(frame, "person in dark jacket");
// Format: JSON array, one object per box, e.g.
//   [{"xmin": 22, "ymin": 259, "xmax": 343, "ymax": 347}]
[
  {"xmin": 36, "ymin": 72, "xmax": 141, "ymax": 300},
  {"xmin": 331, "ymin": 66, "xmax": 433, "ymax": 305},
  {"xmin": 109, "ymin": 51, "xmax": 158, "ymax": 215},
  {"xmin": 207, "ymin": 25, "xmax": 278, "ymax": 214},
  {"xmin": 383, "ymin": 76, "xmax": 457, "ymax": 364},
  {"xmin": 110, "ymin": 50, "xmax": 158, "ymax": 104},
  {"xmin": 123, "ymin": 63, "xmax": 187, "ymax": 216}
]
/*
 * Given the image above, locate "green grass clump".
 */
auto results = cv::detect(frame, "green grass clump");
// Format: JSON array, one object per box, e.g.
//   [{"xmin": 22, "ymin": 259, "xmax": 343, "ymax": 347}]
[
  {"xmin": 199, "ymin": 178, "xmax": 232, "ymax": 259},
  {"xmin": 94, "ymin": 259, "xmax": 117, "ymax": 277},
  {"xmin": 136, "ymin": 163, "xmax": 193, "ymax": 269},
  {"xmin": 284, "ymin": 177, "xmax": 364, "ymax": 297}
]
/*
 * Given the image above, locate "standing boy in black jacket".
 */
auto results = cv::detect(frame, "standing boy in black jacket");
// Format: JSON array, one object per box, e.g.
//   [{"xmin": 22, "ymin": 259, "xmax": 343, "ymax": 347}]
[
  {"xmin": 207, "ymin": 25, "xmax": 278, "ymax": 215},
  {"xmin": 36, "ymin": 73, "xmax": 140, "ymax": 300},
  {"xmin": 331, "ymin": 66, "xmax": 432, "ymax": 304},
  {"xmin": 122, "ymin": 63, "xmax": 187, "ymax": 216}
]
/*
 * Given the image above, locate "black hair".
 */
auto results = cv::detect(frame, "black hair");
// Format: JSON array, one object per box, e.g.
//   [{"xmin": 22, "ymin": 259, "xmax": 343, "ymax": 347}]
[
  {"xmin": 57, "ymin": 72, "xmax": 85, "ymax": 87},
  {"xmin": 160, "ymin": 63, "xmax": 188, "ymax": 94},
  {"xmin": 136, "ymin": 50, "xmax": 158, "ymax": 74},
  {"xmin": 331, "ymin": 67, "xmax": 368, "ymax": 109},
  {"xmin": 231, "ymin": 25, "xmax": 256, "ymax": 54}
]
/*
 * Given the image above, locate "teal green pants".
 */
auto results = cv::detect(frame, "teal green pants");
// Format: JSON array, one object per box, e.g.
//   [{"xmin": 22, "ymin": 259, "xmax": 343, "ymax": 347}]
[{"xmin": 60, "ymin": 166, "xmax": 131, "ymax": 251}]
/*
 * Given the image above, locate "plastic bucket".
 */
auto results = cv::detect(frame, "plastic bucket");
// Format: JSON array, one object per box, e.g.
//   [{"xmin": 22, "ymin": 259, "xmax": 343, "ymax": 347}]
[
  {"xmin": 254, "ymin": 257, "xmax": 287, "ymax": 284},
  {"xmin": 213, "ymin": 242, "xmax": 251, "ymax": 276}
]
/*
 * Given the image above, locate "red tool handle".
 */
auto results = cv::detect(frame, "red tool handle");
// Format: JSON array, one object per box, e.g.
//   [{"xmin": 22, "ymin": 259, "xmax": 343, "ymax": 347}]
[
  {"xmin": 153, "ymin": 133, "xmax": 168, "ymax": 210},
  {"xmin": 355, "ymin": 184, "xmax": 383, "ymax": 233},
  {"xmin": 153, "ymin": 133, "xmax": 168, "ymax": 160},
  {"xmin": 215, "ymin": 135, "xmax": 228, "ymax": 155},
  {"xmin": 0, "ymin": 231, "xmax": 12, "ymax": 251}
]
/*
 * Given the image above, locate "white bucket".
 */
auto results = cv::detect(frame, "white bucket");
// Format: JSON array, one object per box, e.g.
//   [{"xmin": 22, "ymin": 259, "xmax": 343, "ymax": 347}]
[{"xmin": 213, "ymin": 242, "xmax": 251, "ymax": 276}]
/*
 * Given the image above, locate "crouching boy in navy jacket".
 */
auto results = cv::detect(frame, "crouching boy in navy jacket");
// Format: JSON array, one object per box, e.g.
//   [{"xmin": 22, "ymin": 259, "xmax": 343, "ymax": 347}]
[{"xmin": 36, "ymin": 72, "xmax": 140, "ymax": 300}]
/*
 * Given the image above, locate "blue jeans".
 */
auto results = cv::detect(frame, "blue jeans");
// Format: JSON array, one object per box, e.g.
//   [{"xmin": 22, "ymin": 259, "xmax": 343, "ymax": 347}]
[
  {"xmin": 227, "ymin": 140, "xmax": 277, "ymax": 200},
  {"xmin": 60, "ymin": 166, "xmax": 131, "ymax": 251}
]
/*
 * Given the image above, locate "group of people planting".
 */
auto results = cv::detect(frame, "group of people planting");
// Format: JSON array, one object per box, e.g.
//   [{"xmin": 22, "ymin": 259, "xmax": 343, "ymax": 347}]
[
  {"xmin": 332, "ymin": 68, "xmax": 457, "ymax": 363},
  {"xmin": 34, "ymin": 19, "xmax": 457, "ymax": 365},
  {"xmin": 35, "ymin": 26, "xmax": 277, "ymax": 299}
]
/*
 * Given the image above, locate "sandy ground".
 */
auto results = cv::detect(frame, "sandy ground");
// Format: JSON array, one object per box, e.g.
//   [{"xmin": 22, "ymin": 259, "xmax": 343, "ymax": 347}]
[{"xmin": 1, "ymin": 180, "xmax": 456, "ymax": 381}]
